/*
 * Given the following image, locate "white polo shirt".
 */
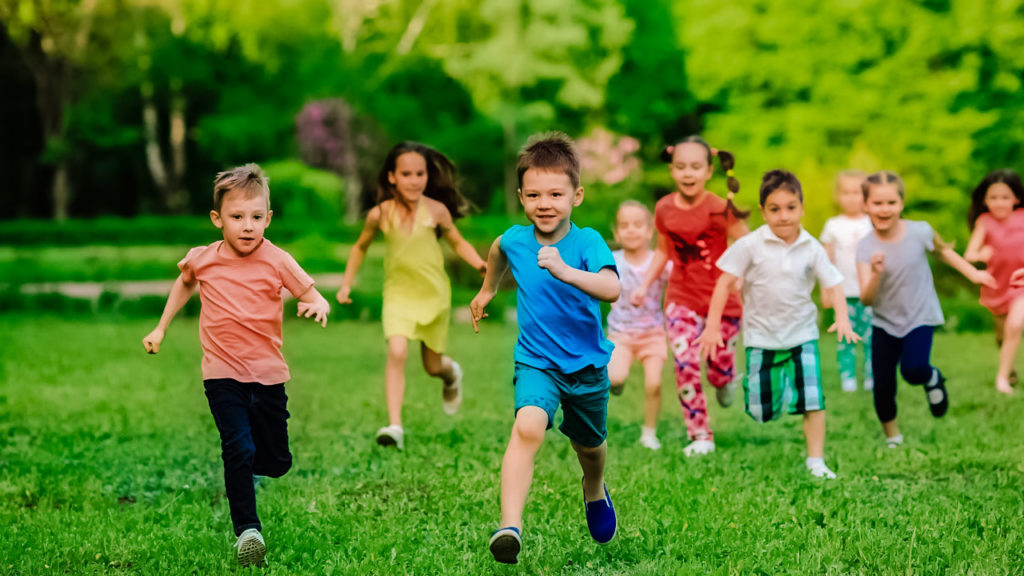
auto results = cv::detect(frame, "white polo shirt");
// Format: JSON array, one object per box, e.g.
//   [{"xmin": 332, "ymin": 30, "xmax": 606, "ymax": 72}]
[{"xmin": 717, "ymin": 224, "xmax": 843, "ymax": 350}]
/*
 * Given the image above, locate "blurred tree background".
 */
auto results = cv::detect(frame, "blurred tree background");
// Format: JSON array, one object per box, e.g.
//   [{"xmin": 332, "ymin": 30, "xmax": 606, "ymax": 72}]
[{"xmin": 2, "ymin": 0, "xmax": 1023, "ymax": 244}]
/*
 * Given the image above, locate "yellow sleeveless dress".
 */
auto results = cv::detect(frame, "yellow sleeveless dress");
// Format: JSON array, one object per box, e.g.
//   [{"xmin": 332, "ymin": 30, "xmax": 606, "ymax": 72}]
[{"xmin": 380, "ymin": 200, "xmax": 451, "ymax": 352}]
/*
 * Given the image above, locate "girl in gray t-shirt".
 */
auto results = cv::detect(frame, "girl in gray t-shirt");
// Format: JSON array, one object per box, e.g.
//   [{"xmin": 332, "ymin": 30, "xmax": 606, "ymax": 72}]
[{"xmin": 856, "ymin": 171, "xmax": 995, "ymax": 448}]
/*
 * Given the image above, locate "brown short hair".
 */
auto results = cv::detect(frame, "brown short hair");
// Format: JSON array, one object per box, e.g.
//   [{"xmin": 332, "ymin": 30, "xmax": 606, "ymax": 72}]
[
  {"xmin": 212, "ymin": 163, "xmax": 270, "ymax": 211},
  {"xmin": 759, "ymin": 169, "xmax": 803, "ymax": 206},
  {"xmin": 862, "ymin": 170, "xmax": 905, "ymax": 201},
  {"xmin": 517, "ymin": 132, "xmax": 580, "ymax": 190}
]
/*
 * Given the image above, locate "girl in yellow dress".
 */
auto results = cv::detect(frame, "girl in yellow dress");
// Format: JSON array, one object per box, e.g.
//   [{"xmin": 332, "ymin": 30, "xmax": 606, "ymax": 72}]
[{"xmin": 338, "ymin": 142, "xmax": 486, "ymax": 449}]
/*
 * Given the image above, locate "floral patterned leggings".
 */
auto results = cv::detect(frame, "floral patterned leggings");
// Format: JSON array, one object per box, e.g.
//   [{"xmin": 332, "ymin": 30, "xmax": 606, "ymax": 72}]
[{"xmin": 665, "ymin": 302, "xmax": 741, "ymax": 441}]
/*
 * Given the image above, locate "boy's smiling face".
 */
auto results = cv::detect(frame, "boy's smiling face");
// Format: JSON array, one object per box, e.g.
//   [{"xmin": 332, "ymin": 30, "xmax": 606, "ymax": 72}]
[
  {"xmin": 519, "ymin": 168, "xmax": 583, "ymax": 244},
  {"xmin": 210, "ymin": 188, "xmax": 272, "ymax": 257}
]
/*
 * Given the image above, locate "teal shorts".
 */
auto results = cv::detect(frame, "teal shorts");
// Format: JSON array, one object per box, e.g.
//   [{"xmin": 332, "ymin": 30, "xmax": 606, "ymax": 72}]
[
  {"xmin": 744, "ymin": 341, "xmax": 825, "ymax": 423},
  {"xmin": 513, "ymin": 362, "xmax": 609, "ymax": 448}
]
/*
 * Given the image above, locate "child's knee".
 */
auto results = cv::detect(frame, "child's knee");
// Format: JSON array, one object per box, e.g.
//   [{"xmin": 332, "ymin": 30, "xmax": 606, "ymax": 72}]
[
  {"xmin": 899, "ymin": 363, "xmax": 932, "ymax": 384},
  {"xmin": 222, "ymin": 433, "xmax": 256, "ymax": 465}
]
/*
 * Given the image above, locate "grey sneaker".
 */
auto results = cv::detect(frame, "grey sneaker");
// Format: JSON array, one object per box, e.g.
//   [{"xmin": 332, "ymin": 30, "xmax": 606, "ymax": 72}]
[
  {"xmin": 376, "ymin": 425, "xmax": 405, "ymax": 450},
  {"xmin": 235, "ymin": 528, "xmax": 266, "ymax": 567},
  {"xmin": 716, "ymin": 375, "xmax": 741, "ymax": 407},
  {"xmin": 442, "ymin": 361, "xmax": 463, "ymax": 415}
]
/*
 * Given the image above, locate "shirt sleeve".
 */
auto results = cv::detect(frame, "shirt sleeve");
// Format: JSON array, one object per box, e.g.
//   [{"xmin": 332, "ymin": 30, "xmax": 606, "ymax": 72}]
[
  {"xmin": 275, "ymin": 248, "xmax": 315, "ymax": 298},
  {"xmin": 715, "ymin": 237, "xmax": 751, "ymax": 279},
  {"xmin": 916, "ymin": 220, "xmax": 935, "ymax": 251},
  {"xmin": 812, "ymin": 241, "xmax": 844, "ymax": 288},
  {"xmin": 177, "ymin": 246, "xmax": 206, "ymax": 283},
  {"xmin": 581, "ymin": 228, "xmax": 617, "ymax": 275}
]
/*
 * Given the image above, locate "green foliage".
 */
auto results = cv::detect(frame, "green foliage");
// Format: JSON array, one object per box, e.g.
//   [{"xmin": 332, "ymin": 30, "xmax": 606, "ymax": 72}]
[
  {"xmin": 2, "ymin": 318, "xmax": 1022, "ymax": 573},
  {"xmin": 261, "ymin": 160, "xmax": 344, "ymax": 223}
]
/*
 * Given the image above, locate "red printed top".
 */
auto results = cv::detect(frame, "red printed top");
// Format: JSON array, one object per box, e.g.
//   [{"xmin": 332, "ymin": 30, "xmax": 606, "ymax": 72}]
[
  {"xmin": 179, "ymin": 239, "xmax": 314, "ymax": 384},
  {"xmin": 655, "ymin": 193, "xmax": 743, "ymax": 318},
  {"xmin": 978, "ymin": 209, "xmax": 1024, "ymax": 315}
]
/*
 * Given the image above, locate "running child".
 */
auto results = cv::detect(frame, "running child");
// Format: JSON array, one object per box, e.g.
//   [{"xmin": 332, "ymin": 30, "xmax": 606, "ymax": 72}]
[
  {"xmin": 607, "ymin": 200, "xmax": 670, "ymax": 450},
  {"xmin": 141, "ymin": 164, "xmax": 331, "ymax": 566},
  {"xmin": 821, "ymin": 170, "xmax": 874, "ymax": 392},
  {"xmin": 857, "ymin": 170, "xmax": 996, "ymax": 447},
  {"xmin": 964, "ymin": 169, "xmax": 1024, "ymax": 394},
  {"xmin": 630, "ymin": 136, "xmax": 750, "ymax": 456},
  {"xmin": 471, "ymin": 132, "xmax": 619, "ymax": 564},
  {"xmin": 337, "ymin": 142, "xmax": 486, "ymax": 450},
  {"xmin": 698, "ymin": 169, "xmax": 859, "ymax": 479}
]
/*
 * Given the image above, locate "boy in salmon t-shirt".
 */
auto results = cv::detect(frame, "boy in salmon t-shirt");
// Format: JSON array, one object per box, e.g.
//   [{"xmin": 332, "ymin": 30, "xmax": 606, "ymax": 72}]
[{"xmin": 142, "ymin": 164, "xmax": 330, "ymax": 567}]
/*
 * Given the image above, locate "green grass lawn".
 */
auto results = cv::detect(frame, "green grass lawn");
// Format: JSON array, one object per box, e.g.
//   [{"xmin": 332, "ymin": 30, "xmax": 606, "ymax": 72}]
[{"xmin": 1, "ymin": 316, "xmax": 1022, "ymax": 575}]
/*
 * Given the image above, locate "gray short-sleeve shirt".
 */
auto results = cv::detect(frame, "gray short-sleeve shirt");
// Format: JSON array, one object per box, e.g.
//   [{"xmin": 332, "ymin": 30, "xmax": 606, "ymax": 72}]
[{"xmin": 856, "ymin": 220, "xmax": 944, "ymax": 337}]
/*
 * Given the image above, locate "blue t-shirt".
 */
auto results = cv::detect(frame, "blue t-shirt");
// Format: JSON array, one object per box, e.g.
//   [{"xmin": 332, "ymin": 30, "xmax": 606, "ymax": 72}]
[{"xmin": 500, "ymin": 223, "xmax": 617, "ymax": 373}]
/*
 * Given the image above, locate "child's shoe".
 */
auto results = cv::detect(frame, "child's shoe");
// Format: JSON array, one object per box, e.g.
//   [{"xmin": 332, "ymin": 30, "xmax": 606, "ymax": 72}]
[
  {"xmin": 582, "ymin": 480, "xmax": 616, "ymax": 544},
  {"xmin": 375, "ymin": 425, "xmax": 405, "ymax": 450},
  {"xmin": 864, "ymin": 377, "xmax": 874, "ymax": 391},
  {"xmin": 609, "ymin": 383, "xmax": 625, "ymax": 396},
  {"xmin": 996, "ymin": 377, "xmax": 1015, "ymax": 395},
  {"xmin": 442, "ymin": 361, "xmax": 463, "ymax": 415},
  {"xmin": 638, "ymin": 431, "xmax": 661, "ymax": 451},
  {"xmin": 924, "ymin": 369, "xmax": 948, "ymax": 417},
  {"xmin": 488, "ymin": 526, "xmax": 521, "ymax": 564},
  {"xmin": 841, "ymin": 378, "xmax": 857, "ymax": 392},
  {"xmin": 885, "ymin": 434, "xmax": 903, "ymax": 448},
  {"xmin": 235, "ymin": 528, "xmax": 266, "ymax": 567},
  {"xmin": 806, "ymin": 458, "xmax": 836, "ymax": 479},
  {"xmin": 715, "ymin": 375, "xmax": 741, "ymax": 407},
  {"xmin": 683, "ymin": 439, "xmax": 715, "ymax": 457}
]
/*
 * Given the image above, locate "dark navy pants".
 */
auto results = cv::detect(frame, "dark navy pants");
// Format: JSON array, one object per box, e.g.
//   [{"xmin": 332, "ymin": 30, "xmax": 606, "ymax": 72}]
[
  {"xmin": 204, "ymin": 379, "xmax": 292, "ymax": 536},
  {"xmin": 871, "ymin": 325, "xmax": 938, "ymax": 423}
]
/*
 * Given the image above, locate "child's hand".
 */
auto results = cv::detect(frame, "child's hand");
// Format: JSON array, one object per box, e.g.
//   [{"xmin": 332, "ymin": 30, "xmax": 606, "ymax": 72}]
[
  {"xmin": 1011, "ymin": 268, "xmax": 1024, "ymax": 288},
  {"xmin": 696, "ymin": 325, "xmax": 724, "ymax": 361},
  {"xmin": 967, "ymin": 268, "xmax": 998, "ymax": 289},
  {"xmin": 537, "ymin": 246, "xmax": 569, "ymax": 279},
  {"xmin": 470, "ymin": 290, "xmax": 494, "ymax": 333},
  {"xmin": 628, "ymin": 287, "xmax": 646, "ymax": 307},
  {"xmin": 828, "ymin": 319, "xmax": 861, "ymax": 344},
  {"xmin": 870, "ymin": 252, "xmax": 885, "ymax": 275},
  {"xmin": 298, "ymin": 298, "xmax": 330, "ymax": 327},
  {"xmin": 336, "ymin": 285, "xmax": 352, "ymax": 305},
  {"xmin": 142, "ymin": 328, "xmax": 165, "ymax": 354},
  {"xmin": 477, "ymin": 262, "xmax": 488, "ymax": 277}
]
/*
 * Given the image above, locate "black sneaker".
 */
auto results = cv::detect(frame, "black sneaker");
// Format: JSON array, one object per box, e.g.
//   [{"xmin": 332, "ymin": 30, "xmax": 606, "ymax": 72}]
[
  {"xmin": 489, "ymin": 527, "xmax": 521, "ymax": 564},
  {"xmin": 925, "ymin": 370, "xmax": 948, "ymax": 418}
]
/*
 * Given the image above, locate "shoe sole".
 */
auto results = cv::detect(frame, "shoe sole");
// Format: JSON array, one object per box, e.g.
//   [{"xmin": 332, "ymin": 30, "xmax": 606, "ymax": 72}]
[
  {"xmin": 236, "ymin": 535, "xmax": 266, "ymax": 567},
  {"xmin": 925, "ymin": 375, "xmax": 948, "ymax": 417},
  {"xmin": 489, "ymin": 533, "xmax": 520, "ymax": 564}
]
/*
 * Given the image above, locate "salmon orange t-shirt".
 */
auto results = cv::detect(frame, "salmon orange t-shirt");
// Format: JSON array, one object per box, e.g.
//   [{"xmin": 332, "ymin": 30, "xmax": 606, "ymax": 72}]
[
  {"xmin": 655, "ymin": 193, "xmax": 743, "ymax": 318},
  {"xmin": 178, "ymin": 239, "xmax": 314, "ymax": 385}
]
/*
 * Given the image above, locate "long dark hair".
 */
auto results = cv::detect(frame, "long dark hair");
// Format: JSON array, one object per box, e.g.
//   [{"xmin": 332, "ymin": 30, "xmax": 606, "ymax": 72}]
[
  {"xmin": 660, "ymin": 135, "xmax": 749, "ymax": 219},
  {"xmin": 376, "ymin": 141, "xmax": 467, "ymax": 222},
  {"xmin": 968, "ymin": 169, "xmax": 1024, "ymax": 230}
]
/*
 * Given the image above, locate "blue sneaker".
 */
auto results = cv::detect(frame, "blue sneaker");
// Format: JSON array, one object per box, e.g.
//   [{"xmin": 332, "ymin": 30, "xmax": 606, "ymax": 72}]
[
  {"xmin": 489, "ymin": 526, "xmax": 521, "ymax": 564},
  {"xmin": 583, "ymin": 480, "xmax": 616, "ymax": 544}
]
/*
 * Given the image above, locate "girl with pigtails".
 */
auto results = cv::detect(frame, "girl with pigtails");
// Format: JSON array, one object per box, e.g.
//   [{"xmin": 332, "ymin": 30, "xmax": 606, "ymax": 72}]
[{"xmin": 630, "ymin": 136, "xmax": 749, "ymax": 456}]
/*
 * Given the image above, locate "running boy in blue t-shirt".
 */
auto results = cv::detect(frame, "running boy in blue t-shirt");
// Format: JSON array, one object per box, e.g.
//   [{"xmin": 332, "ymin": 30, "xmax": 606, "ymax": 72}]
[{"xmin": 471, "ymin": 132, "xmax": 620, "ymax": 564}]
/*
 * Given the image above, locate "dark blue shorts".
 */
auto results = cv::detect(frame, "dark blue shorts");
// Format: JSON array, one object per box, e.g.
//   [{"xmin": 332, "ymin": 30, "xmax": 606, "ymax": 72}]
[{"xmin": 513, "ymin": 362, "xmax": 610, "ymax": 447}]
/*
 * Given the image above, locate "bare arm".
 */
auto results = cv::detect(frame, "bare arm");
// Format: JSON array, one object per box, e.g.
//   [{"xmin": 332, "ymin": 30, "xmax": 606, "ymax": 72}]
[
  {"xmin": 857, "ymin": 259, "xmax": 883, "ymax": 306},
  {"xmin": 963, "ymin": 221, "xmax": 990, "ymax": 263},
  {"xmin": 934, "ymin": 231, "xmax": 996, "ymax": 288},
  {"xmin": 142, "ymin": 274, "xmax": 198, "ymax": 354},
  {"xmin": 438, "ymin": 208, "xmax": 487, "ymax": 274},
  {"xmin": 296, "ymin": 285, "xmax": 330, "ymax": 327},
  {"xmin": 538, "ymin": 246, "xmax": 620, "ymax": 302},
  {"xmin": 696, "ymin": 272, "xmax": 737, "ymax": 361},
  {"xmin": 337, "ymin": 207, "xmax": 381, "ymax": 304},
  {"xmin": 470, "ymin": 236, "xmax": 510, "ymax": 333},
  {"xmin": 824, "ymin": 284, "xmax": 860, "ymax": 343},
  {"xmin": 630, "ymin": 234, "xmax": 670, "ymax": 306},
  {"xmin": 727, "ymin": 218, "xmax": 750, "ymax": 242}
]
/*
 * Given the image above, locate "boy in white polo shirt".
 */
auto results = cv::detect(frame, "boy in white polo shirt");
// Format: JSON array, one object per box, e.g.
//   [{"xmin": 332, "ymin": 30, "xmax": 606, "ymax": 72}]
[{"xmin": 697, "ymin": 169, "xmax": 860, "ymax": 479}]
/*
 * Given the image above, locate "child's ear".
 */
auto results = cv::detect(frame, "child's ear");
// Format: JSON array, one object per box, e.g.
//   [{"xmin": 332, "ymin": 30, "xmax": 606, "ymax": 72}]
[
  {"xmin": 573, "ymin": 186, "xmax": 584, "ymax": 207},
  {"xmin": 517, "ymin": 188, "xmax": 525, "ymax": 206},
  {"xmin": 210, "ymin": 210, "xmax": 224, "ymax": 229},
  {"xmin": 265, "ymin": 210, "xmax": 273, "ymax": 227},
  {"xmin": 388, "ymin": 171, "xmax": 397, "ymax": 186}
]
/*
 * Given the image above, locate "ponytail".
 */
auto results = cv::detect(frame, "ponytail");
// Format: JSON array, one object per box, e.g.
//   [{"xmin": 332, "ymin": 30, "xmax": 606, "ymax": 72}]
[{"xmin": 663, "ymin": 136, "xmax": 749, "ymax": 219}]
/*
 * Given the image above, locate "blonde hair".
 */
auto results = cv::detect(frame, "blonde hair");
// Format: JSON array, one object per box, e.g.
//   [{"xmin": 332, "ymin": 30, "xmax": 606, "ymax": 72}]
[
  {"xmin": 614, "ymin": 199, "xmax": 654, "ymax": 228},
  {"xmin": 835, "ymin": 169, "xmax": 866, "ymax": 196},
  {"xmin": 213, "ymin": 163, "xmax": 271, "ymax": 211}
]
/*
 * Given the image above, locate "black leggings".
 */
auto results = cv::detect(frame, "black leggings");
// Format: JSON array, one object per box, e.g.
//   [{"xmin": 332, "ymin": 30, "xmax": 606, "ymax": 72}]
[{"xmin": 871, "ymin": 325, "xmax": 938, "ymax": 423}]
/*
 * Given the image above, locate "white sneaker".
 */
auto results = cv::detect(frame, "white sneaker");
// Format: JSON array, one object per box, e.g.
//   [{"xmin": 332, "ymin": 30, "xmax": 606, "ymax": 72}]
[
  {"xmin": 376, "ymin": 425, "xmax": 405, "ymax": 450},
  {"xmin": 443, "ymin": 361, "xmax": 464, "ymax": 415},
  {"xmin": 235, "ymin": 528, "xmax": 266, "ymax": 567},
  {"xmin": 886, "ymin": 434, "xmax": 903, "ymax": 449},
  {"xmin": 864, "ymin": 378, "xmax": 874, "ymax": 391},
  {"xmin": 683, "ymin": 439, "xmax": 715, "ymax": 457},
  {"xmin": 716, "ymin": 375, "xmax": 741, "ymax": 407},
  {"xmin": 841, "ymin": 378, "xmax": 857, "ymax": 392},
  {"xmin": 639, "ymin": 434, "xmax": 662, "ymax": 450},
  {"xmin": 807, "ymin": 461, "xmax": 837, "ymax": 479}
]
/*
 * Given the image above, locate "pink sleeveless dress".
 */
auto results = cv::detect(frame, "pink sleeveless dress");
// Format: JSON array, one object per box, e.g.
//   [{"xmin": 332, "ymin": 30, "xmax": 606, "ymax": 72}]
[{"xmin": 978, "ymin": 209, "xmax": 1024, "ymax": 315}]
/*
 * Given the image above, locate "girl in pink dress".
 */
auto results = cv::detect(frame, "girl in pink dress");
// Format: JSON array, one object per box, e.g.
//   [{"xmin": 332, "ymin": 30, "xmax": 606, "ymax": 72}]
[{"xmin": 965, "ymin": 169, "xmax": 1024, "ymax": 394}]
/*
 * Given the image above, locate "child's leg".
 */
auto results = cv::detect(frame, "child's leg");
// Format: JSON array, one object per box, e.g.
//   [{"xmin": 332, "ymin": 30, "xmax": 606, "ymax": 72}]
[
  {"xmin": 896, "ymin": 326, "xmax": 936, "ymax": 384},
  {"xmin": 857, "ymin": 303, "xmax": 874, "ymax": 386},
  {"xmin": 606, "ymin": 333, "xmax": 634, "ymax": 394},
  {"xmin": 665, "ymin": 304, "xmax": 712, "ymax": 441},
  {"xmin": 204, "ymin": 379, "xmax": 262, "ymax": 536},
  {"xmin": 836, "ymin": 300, "xmax": 860, "ymax": 388},
  {"xmin": 803, "ymin": 410, "xmax": 825, "ymax": 459},
  {"xmin": 640, "ymin": 356, "xmax": 664, "ymax": 430},
  {"xmin": 499, "ymin": 406, "xmax": 548, "ymax": 530},
  {"xmin": 571, "ymin": 440, "xmax": 607, "ymax": 502},
  {"xmin": 705, "ymin": 315, "xmax": 741, "ymax": 388},
  {"xmin": 871, "ymin": 327, "xmax": 903, "ymax": 436},
  {"xmin": 385, "ymin": 336, "xmax": 409, "ymax": 427},
  {"xmin": 421, "ymin": 343, "xmax": 457, "ymax": 383},
  {"xmin": 250, "ymin": 384, "xmax": 293, "ymax": 479},
  {"xmin": 996, "ymin": 297, "xmax": 1024, "ymax": 391}
]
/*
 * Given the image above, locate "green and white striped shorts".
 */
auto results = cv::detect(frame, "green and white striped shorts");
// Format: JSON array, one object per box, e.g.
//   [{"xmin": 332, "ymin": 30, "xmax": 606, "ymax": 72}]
[{"xmin": 744, "ymin": 341, "xmax": 824, "ymax": 423}]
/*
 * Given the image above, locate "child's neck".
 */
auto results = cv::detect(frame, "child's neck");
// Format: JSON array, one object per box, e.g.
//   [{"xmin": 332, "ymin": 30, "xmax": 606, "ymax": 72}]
[
  {"xmin": 622, "ymin": 246, "xmax": 651, "ymax": 265},
  {"xmin": 875, "ymin": 219, "xmax": 904, "ymax": 241},
  {"xmin": 674, "ymin": 189, "xmax": 707, "ymax": 208},
  {"xmin": 841, "ymin": 210, "xmax": 864, "ymax": 219}
]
